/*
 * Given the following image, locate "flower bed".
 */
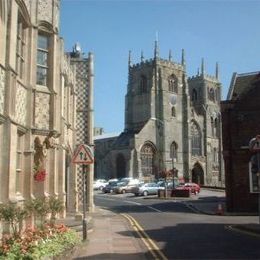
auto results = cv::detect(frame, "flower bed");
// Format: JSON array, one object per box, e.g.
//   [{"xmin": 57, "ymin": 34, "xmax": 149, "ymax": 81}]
[{"xmin": 0, "ymin": 224, "xmax": 80, "ymax": 260}]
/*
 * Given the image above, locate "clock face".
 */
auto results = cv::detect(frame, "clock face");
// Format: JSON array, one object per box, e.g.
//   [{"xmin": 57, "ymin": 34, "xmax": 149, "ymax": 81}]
[{"xmin": 169, "ymin": 94, "xmax": 177, "ymax": 106}]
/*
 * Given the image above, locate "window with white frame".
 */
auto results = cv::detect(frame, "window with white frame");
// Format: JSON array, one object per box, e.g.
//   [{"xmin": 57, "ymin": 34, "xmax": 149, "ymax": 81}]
[
  {"xmin": 36, "ymin": 34, "xmax": 49, "ymax": 86},
  {"xmin": 16, "ymin": 13, "xmax": 26, "ymax": 79},
  {"xmin": 16, "ymin": 131, "xmax": 24, "ymax": 194}
]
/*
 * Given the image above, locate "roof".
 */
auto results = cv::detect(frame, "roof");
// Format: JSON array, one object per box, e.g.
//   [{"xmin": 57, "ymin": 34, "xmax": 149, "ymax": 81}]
[
  {"xmin": 94, "ymin": 132, "xmax": 120, "ymax": 141},
  {"xmin": 227, "ymin": 71, "xmax": 260, "ymax": 100}
]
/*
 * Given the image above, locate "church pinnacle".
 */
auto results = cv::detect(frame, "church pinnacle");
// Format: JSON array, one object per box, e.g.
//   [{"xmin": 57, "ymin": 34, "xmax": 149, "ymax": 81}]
[
  {"xmin": 154, "ymin": 32, "xmax": 159, "ymax": 60},
  {"xmin": 128, "ymin": 50, "xmax": 132, "ymax": 68},
  {"xmin": 181, "ymin": 49, "xmax": 186, "ymax": 68}
]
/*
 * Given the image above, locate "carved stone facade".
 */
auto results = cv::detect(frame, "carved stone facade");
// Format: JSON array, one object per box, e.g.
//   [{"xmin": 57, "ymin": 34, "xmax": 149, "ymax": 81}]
[
  {"xmin": 37, "ymin": 0, "xmax": 53, "ymax": 24},
  {"xmin": 0, "ymin": 0, "xmax": 80, "ymax": 234},
  {"xmin": 15, "ymin": 82, "xmax": 27, "ymax": 125},
  {"xmin": 95, "ymin": 47, "xmax": 224, "ymax": 187},
  {"xmin": 34, "ymin": 92, "xmax": 50, "ymax": 129},
  {"xmin": 68, "ymin": 46, "xmax": 95, "ymax": 211},
  {"xmin": 0, "ymin": 67, "xmax": 5, "ymax": 114}
]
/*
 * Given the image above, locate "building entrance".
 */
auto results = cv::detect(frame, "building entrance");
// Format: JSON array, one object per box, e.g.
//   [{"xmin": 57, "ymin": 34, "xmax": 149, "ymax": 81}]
[
  {"xmin": 116, "ymin": 154, "xmax": 126, "ymax": 178},
  {"xmin": 192, "ymin": 163, "xmax": 204, "ymax": 185}
]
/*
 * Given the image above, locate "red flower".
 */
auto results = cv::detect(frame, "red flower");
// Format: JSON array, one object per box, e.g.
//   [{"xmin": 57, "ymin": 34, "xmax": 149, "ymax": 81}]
[{"xmin": 34, "ymin": 169, "xmax": 47, "ymax": 182}]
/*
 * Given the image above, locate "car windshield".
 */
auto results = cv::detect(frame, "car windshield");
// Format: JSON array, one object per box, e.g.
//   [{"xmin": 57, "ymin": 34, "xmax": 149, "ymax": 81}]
[
  {"xmin": 117, "ymin": 182, "xmax": 127, "ymax": 187},
  {"xmin": 108, "ymin": 181, "xmax": 118, "ymax": 186}
]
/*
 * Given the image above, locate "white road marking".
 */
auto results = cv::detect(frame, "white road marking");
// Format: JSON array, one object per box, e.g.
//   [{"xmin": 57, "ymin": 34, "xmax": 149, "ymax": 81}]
[
  {"xmin": 125, "ymin": 200, "xmax": 142, "ymax": 205},
  {"xmin": 147, "ymin": 206, "xmax": 162, "ymax": 213},
  {"xmin": 98, "ymin": 197, "xmax": 116, "ymax": 201}
]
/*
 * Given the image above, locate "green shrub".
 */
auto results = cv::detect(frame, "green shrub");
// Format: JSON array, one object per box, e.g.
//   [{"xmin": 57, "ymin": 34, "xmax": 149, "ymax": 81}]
[
  {"xmin": 0, "ymin": 226, "xmax": 80, "ymax": 260},
  {"xmin": 48, "ymin": 197, "xmax": 64, "ymax": 225},
  {"xmin": 0, "ymin": 203, "xmax": 28, "ymax": 238},
  {"xmin": 25, "ymin": 198, "xmax": 50, "ymax": 229}
]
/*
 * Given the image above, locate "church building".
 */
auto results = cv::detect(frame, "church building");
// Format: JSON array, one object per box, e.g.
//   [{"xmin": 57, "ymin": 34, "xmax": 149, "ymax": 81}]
[{"xmin": 95, "ymin": 42, "xmax": 224, "ymax": 187}]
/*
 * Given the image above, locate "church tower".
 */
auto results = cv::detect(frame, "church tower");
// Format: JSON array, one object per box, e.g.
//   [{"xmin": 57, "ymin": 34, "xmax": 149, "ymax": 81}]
[
  {"xmin": 95, "ymin": 43, "xmax": 224, "ymax": 187},
  {"xmin": 188, "ymin": 60, "xmax": 223, "ymax": 186},
  {"xmin": 124, "ymin": 41, "xmax": 190, "ymax": 180}
]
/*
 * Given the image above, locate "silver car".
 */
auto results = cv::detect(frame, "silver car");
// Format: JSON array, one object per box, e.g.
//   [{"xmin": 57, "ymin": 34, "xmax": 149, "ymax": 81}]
[{"xmin": 132, "ymin": 182, "xmax": 160, "ymax": 196}]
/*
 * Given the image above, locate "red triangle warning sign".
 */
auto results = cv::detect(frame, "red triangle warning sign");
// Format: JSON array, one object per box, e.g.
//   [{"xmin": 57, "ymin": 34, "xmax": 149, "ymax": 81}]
[{"xmin": 72, "ymin": 144, "xmax": 94, "ymax": 164}]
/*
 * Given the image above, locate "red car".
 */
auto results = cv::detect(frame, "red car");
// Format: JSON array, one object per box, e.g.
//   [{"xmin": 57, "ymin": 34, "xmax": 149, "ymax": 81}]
[{"xmin": 176, "ymin": 182, "xmax": 200, "ymax": 194}]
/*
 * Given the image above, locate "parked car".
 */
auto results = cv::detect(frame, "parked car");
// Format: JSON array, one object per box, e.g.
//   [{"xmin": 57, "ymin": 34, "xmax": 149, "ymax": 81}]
[
  {"xmin": 93, "ymin": 179, "xmax": 108, "ymax": 190},
  {"xmin": 176, "ymin": 182, "xmax": 200, "ymax": 194},
  {"xmin": 132, "ymin": 182, "xmax": 160, "ymax": 196},
  {"xmin": 113, "ymin": 179, "xmax": 140, "ymax": 194},
  {"xmin": 102, "ymin": 181, "xmax": 120, "ymax": 193}
]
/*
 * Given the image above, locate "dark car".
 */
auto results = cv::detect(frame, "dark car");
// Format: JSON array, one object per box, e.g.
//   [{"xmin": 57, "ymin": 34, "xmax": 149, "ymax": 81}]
[{"xmin": 102, "ymin": 181, "xmax": 120, "ymax": 193}]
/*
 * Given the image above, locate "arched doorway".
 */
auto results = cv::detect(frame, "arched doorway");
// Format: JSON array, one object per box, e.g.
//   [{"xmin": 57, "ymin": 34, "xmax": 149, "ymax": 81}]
[
  {"xmin": 140, "ymin": 142, "xmax": 157, "ymax": 178},
  {"xmin": 116, "ymin": 154, "xmax": 126, "ymax": 178},
  {"xmin": 192, "ymin": 163, "xmax": 204, "ymax": 185}
]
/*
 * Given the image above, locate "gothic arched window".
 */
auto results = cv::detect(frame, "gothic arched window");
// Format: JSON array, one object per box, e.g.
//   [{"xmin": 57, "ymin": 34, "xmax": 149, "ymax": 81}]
[
  {"xmin": 140, "ymin": 75, "xmax": 147, "ymax": 93},
  {"xmin": 192, "ymin": 89, "xmax": 197, "ymax": 101},
  {"xmin": 171, "ymin": 107, "xmax": 176, "ymax": 117},
  {"xmin": 168, "ymin": 74, "xmax": 178, "ymax": 93},
  {"xmin": 214, "ymin": 118, "xmax": 218, "ymax": 137},
  {"xmin": 209, "ymin": 88, "xmax": 215, "ymax": 102},
  {"xmin": 211, "ymin": 117, "xmax": 214, "ymax": 137},
  {"xmin": 191, "ymin": 121, "xmax": 202, "ymax": 156},
  {"xmin": 140, "ymin": 143, "xmax": 156, "ymax": 177},
  {"xmin": 213, "ymin": 148, "xmax": 218, "ymax": 162},
  {"xmin": 170, "ymin": 142, "xmax": 178, "ymax": 162}
]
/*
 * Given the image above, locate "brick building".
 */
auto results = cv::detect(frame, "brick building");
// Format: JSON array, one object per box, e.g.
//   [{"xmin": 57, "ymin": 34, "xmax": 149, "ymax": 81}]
[{"xmin": 221, "ymin": 71, "xmax": 260, "ymax": 212}]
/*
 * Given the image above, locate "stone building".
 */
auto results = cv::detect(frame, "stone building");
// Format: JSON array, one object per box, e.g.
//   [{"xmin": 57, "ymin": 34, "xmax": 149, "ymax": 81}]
[
  {"xmin": 94, "ymin": 132, "xmax": 120, "ymax": 179},
  {"xmin": 95, "ymin": 43, "xmax": 224, "ymax": 187},
  {"xmin": 68, "ymin": 44, "xmax": 94, "ymax": 212},
  {"xmin": 222, "ymin": 71, "xmax": 260, "ymax": 212},
  {"xmin": 0, "ymin": 0, "xmax": 79, "ymax": 229}
]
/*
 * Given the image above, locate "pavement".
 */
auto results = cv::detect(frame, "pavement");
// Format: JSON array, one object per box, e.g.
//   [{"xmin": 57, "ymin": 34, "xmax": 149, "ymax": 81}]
[
  {"xmin": 70, "ymin": 208, "xmax": 150, "ymax": 260},
  {"xmin": 61, "ymin": 192, "xmax": 260, "ymax": 260}
]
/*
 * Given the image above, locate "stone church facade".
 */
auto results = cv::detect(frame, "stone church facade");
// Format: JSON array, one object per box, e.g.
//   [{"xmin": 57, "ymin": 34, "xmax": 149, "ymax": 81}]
[
  {"xmin": 95, "ymin": 43, "xmax": 224, "ymax": 187},
  {"xmin": 0, "ymin": 0, "xmax": 83, "ymax": 232}
]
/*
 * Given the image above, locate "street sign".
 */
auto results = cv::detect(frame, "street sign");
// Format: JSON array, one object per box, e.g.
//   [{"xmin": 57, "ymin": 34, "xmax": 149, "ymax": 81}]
[
  {"xmin": 249, "ymin": 135, "xmax": 260, "ymax": 152},
  {"xmin": 72, "ymin": 144, "xmax": 94, "ymax": 164}
]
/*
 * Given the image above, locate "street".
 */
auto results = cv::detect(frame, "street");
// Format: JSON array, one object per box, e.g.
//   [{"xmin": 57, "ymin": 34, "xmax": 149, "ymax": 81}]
[{"xmin": 94, "ymin": 189, "xmax": 260, "ymax": 259}]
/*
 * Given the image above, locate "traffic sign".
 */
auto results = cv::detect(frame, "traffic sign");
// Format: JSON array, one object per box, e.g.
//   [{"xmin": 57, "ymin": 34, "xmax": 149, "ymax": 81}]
[
  {"xmin": 72, "ymin": 144, "xmax": 94, "ymax": 164},
  {"xmin": 249, "ymin": 135, "xmax": 260, "ymax": 152}
]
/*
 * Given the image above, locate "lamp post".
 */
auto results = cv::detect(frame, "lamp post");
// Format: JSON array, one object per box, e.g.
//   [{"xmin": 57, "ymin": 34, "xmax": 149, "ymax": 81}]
[{"xmin": 171, "ymin": 143, "xmax": 176, "ymax": 189}]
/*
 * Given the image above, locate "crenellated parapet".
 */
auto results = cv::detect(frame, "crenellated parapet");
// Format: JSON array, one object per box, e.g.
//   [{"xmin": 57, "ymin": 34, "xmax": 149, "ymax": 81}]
[
  {"xmin": 188, "ymin": 74, "xmax": 219, "ymax": 83},
  {"xmin": 130, "ymin": 58, "xmax": 184, "ymax": 71}
]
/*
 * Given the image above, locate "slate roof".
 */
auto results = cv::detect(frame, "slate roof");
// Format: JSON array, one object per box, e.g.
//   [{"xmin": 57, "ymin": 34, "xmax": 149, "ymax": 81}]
[{"xmin": 227, "ymin": 71, "xmax": 260, "ymax": 100}]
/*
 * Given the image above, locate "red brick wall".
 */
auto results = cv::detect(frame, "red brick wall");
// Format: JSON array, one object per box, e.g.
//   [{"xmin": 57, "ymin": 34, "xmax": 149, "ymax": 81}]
[{"xmin": 221, "ymin": 81, "xmax": 260, "ymax": 212}]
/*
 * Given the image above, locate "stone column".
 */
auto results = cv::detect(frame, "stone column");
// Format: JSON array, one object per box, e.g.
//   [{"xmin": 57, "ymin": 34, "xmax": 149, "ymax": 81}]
[{"xmin": 86, "ymin": 53, "xmax": 94, "ymax": 212}]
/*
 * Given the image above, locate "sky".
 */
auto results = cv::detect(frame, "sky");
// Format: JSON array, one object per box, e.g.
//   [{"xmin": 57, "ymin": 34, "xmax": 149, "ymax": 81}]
[{"xmin": 60, "ymin": 0, "xmax": 260, "ymax": 134}]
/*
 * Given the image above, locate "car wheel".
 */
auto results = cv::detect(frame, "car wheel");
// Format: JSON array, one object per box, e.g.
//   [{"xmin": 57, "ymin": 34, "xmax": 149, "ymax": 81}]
[
  {"xmin": 99, "ymin": 186, "xmax": 104, "ymax": 190},
  {"xmin": 121, "ymin": 189, "xmax": 126, "ymax": 194},
  {"xmin": 135, "ymin": 193, "xmax": 139, "ymax": 196},
  {"xmin": 143, "ymin": 191, "xmax": 148, "ymax": 196}
]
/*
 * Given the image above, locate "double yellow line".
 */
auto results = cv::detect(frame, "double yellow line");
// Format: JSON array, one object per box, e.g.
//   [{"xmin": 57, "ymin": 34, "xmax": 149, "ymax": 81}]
[{"xmin": 121, "ymin": 213, "xmax": 168, "ymax": 260}]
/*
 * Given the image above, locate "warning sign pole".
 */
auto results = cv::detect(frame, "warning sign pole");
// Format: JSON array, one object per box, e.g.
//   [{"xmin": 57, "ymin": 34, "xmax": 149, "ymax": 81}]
[
  {"xmin": 72, "ymin": 144, "xmax": 94, "ymax": 240},
  {"xmin": 82, "ymin": 164, "xmax": 87, "ymax": 240}
]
